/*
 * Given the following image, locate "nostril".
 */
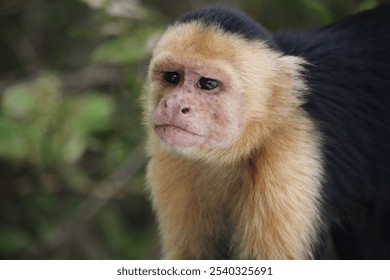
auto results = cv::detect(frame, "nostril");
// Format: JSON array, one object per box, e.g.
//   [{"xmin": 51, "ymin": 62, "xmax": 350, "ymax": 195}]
[{"xmin": 181, "ymin": 107, "xmax": 190, "ymax": 114}]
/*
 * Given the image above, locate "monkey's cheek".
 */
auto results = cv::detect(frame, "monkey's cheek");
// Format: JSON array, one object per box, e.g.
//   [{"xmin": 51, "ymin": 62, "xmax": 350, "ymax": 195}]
[{"xmin": 154, "ymin": 126, "xmax": 205, "ymax": 148}]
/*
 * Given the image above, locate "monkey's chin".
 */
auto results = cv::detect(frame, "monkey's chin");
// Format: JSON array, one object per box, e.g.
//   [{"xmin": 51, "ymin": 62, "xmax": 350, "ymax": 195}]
[{"xmin": 154, "ymin": 125, "xmax": 205, "ymax": 148}]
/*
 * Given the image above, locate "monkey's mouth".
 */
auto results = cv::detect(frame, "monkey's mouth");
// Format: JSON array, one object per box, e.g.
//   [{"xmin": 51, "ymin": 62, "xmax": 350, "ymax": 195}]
[{"xmin": 154, "ymin": 125, "xmax": 205, "ymax": 147}]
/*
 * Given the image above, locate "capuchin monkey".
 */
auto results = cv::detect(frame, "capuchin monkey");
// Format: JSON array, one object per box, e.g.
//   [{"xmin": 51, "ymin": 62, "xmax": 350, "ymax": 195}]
[{"xmin": 142, "ymin": 5, "xmax": 390, "ymax": 259}]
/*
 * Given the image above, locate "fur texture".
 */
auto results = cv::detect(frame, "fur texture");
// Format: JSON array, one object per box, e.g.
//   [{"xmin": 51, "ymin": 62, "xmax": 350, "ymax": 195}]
[
  {"xmin": 143, "ymin": 5, "xmax": 390, "ymax": 259},
  {"xmin": 276, "ymin": 4, "xmax": 390, "ymax": 258}
]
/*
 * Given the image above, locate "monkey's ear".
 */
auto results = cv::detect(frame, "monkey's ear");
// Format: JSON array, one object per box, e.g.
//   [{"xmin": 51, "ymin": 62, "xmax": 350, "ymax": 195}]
[
  {"xmin": 274, "ymin": 55, "xmax": 306, "ymax": 82},
  {"xmin": 270, "ymin": 55, "xmax": 308, "ymax": 111}
]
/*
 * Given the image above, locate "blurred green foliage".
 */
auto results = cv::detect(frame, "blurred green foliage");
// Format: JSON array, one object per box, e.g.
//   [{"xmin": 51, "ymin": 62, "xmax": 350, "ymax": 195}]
[
  {"xmin": 1, "ymin": 74, "xmax": 115, "ymax": 165},
  {"xmin": 0, "ymin": 0, "xmax": 382, "ymax": 259}
]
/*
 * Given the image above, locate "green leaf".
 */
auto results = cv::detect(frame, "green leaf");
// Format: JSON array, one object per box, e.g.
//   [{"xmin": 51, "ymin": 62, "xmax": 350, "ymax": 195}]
[
  {"xmin": 0, "ymin": 116, "xmax": 18, "ymax": 142},
  {"xmin": 2, "ymin": 85, "xmax": 35, "ymax": 119},
  {"xmin": 0, "ymin": 116, "xmax": 27, "ymax": 159},
  {"xmin": 355, "ymin": 0, "xmax": 378, "ymax": 12},
  {"xmin": 92, "ymin": 36, "xmax": 148, "ymax": 64},
  {"xmin": 79, "ymin": 92, "xmax": 115, "ymax": 134},
  {"xmin": 61, "ymin": 133, "xmax": 87, "ymax": 164}
]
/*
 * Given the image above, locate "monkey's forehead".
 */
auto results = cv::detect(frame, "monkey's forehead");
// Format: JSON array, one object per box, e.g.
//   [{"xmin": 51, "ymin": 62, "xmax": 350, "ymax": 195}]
[
  {"xmin": 153, "ymin": 23, "xmax": 239, "ymax": 61},
  {"xmin": 152, "ymin": 22, "xmax": 274, "ymax": 65}
]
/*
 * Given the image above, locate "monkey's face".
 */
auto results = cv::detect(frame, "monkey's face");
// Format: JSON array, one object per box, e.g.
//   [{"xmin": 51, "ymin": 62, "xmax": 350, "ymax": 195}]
[
  {"xmin": 144, "ymin": 22, "xmax": 304, "ymax": 162},
  {"xmin": 150, "ymin": 56, "xmax": 244, "ymax": 150}
]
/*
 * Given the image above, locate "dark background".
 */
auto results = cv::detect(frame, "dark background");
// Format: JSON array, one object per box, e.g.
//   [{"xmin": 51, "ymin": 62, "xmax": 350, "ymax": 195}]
[{"xmin": 0, "ymin": 0, "xmax": 385, "ymax": 259}]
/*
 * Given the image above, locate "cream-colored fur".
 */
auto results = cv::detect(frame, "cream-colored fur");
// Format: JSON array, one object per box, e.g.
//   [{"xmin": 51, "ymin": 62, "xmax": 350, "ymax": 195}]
[{"xmin": 143, "ymin": 22, "xmax": 324, "ymax": 259}]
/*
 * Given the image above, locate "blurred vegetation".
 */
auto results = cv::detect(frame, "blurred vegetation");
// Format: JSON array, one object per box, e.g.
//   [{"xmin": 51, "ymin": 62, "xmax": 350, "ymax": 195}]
[{"xmin": 0, "ymin": 0, "xmax": 383, "ymax": 259}]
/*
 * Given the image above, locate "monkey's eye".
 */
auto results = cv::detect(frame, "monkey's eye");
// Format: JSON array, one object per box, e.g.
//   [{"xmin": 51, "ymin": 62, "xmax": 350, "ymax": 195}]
[
  {"xmin": 197, "ymin": 77, "xmax": 219, "ymax": 90},
  {"xmin": 163, "ymin": 72, "xmax": 181, "ymax": 85}
]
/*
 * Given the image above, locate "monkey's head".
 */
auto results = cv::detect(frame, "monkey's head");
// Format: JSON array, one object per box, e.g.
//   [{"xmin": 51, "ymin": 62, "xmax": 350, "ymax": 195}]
[{"xmin": 144, "ymin": 12, "xmax": 306, "ymax": 164}]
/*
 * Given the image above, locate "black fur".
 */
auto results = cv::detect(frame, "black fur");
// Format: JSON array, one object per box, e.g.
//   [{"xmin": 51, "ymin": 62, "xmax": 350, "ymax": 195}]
[
  {"xmin": 275, "ymin": 5, "xmax": 390, "ymax": 259},
  {"xmin": 178, "ymin": 5, "xmax": 279, "ymax": 50},
  {"xmin": 179, "ymin": 5, "xmax": 390, "ymax": 259}
]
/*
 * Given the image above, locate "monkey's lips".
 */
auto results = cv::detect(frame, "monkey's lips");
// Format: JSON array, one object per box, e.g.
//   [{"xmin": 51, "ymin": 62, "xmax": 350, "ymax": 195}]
[{"xmin": 154, "ymin": 124, "xmax": 205, "ymax": 147}]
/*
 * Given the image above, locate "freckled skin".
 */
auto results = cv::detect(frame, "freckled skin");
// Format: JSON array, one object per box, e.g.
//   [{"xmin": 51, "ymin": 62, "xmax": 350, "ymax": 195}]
[{"xmin": 152, "ymin": 63, "xmax": 243, "ymax": 149}]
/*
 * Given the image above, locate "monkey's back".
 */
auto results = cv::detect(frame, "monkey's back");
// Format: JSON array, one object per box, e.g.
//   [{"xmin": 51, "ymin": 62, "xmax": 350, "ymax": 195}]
[{"xmin": 276, "ymin": 5, "xmax": 390, "ymax": 258}]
